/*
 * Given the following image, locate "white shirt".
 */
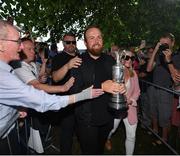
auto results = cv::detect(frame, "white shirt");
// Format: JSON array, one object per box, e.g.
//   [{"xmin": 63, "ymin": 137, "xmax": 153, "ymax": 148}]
[{"xmin": 14, "ymin": 61, "xmax": 38, "ymax": 84}]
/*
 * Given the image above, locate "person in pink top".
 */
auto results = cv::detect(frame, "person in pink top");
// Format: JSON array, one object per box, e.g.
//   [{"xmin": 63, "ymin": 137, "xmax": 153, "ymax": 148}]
[{"xmin": 105, "ymin": 50, "xmax": 140, "ymax": 155}]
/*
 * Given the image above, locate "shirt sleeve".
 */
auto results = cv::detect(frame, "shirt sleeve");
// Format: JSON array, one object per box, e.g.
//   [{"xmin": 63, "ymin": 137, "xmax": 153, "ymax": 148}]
[
  {"xmin": 14, "ymin": 66, "xmax": 37, "ymax": 84},
  {"xmin": 0, "ymin": 71, "xmax": 69, "ymax": 112}
]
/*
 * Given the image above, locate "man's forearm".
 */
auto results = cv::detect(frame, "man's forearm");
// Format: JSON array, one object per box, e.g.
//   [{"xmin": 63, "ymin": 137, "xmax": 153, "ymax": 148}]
[
  {"xmin": 168, "ymin": 63, "xmax": 180, "ymax": 83},
  {"xmin": 52, "ymin": 64, "xmax": 69, "ymax": 82},
  {"xmin": 147, "ymin": 52, "xmax": 156, "ymax": 72}
]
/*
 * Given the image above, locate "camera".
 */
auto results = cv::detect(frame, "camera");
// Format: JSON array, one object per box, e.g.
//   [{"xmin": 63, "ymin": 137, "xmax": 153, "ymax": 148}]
[
  {"xmin": 158, "ymin": 43, "xmax": 169, "ymax": 66},
  {"xmin": 158, "ymin": 43, "xmax": 169, "ymax": 57},
  {"xmin": 159, "ymin": 43, "xmax": 169, "ymax": 51}
]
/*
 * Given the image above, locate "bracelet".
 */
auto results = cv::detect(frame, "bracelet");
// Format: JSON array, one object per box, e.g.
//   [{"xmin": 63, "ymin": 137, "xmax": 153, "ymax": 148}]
[{"xmin": 166, "ymin": 60, "xmax": 173, "ymax": 64}]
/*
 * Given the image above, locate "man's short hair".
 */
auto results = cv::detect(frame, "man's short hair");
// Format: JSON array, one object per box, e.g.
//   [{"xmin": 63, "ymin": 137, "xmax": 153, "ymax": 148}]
[
  {"xmin": 0, "ymin": 20, "xmax": 12, "ymax": 39},
  {"xmin": 62, "ymin": 32, "xmax": 76, "ymax": 41},
  {"xmin": 84, "ymin": 25, "xmax": 102, "ymax": 42},
  {"xmin": 0, "ymin": 20, "xmax": 19, "ymax": 39},
  {"xmin": 21, "ymin": 37, "xmax": 33, "ymax": 43}
]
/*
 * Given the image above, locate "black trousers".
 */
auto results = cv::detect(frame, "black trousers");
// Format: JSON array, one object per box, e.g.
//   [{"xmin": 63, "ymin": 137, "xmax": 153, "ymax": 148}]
[
  {"xmin": 28, "ymin": 110, "xmax": 50, "ymax": 144},
  {"xmin": 77, "ymin": 120, "xmax": 113, "ymax": 155},
  {"xmin": 59, "ymin": 106, "xmax": 75, "ymax": 154},
  {"xmin": 0, "ymin": 126, "xmax": 22, "ymax": 154}
]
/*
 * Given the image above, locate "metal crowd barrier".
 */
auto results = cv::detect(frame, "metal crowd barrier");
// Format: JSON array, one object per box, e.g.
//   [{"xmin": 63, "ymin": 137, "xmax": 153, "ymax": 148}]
[
  {"xmin": 140, "ymin": 79, "xmax": 180, "ymax": 96},
  {"xmin": 0, "ymin": 111, "xmax": 19, "ymax": 138},
  {"xmin": 139, "ymin": 79, "xmax": 180, "ymax": 155},
  {"xmin": 1, "ymin": 79, "xmax": 179, "ymax": 154},
  {"xmin": 0, "ymin": 111, "xmax": 59, "ymax": 154}
]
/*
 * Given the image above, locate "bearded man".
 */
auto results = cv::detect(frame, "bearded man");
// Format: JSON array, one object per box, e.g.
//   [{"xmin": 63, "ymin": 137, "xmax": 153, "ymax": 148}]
[{"xmin": 70, "ymin": 25, "xmax": 126, "ymax": 154}]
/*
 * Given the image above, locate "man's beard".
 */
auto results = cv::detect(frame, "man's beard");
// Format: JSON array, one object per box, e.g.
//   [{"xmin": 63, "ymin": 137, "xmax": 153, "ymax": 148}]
[{"xmin": 88, "ymin": 44, "xmax": 103, "ymax": 56}]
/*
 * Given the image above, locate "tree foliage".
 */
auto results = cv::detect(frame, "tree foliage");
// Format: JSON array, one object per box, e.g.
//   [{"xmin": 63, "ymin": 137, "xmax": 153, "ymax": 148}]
[{"xmin": 1, "ymin": 0, "xmax": 180, "ymax": 47}]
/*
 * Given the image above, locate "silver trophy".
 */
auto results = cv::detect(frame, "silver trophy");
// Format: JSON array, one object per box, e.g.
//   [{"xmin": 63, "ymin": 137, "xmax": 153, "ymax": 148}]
[{"xmin": 109, "ymin": 51, "xmax": 128, "ymax": 118}]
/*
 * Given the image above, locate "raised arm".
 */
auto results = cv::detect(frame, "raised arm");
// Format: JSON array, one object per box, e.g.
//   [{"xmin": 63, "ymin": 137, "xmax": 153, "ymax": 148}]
[
  {"xmin": 28, "ymin": 77, "xmax": 75, "ymax": 93},
  {"xmin": 147, "ymin": 42, "xmax": 161, "ymax": 72},
  {"xmin": 163, "ymin": 49, "xmax": 180, "ymax": 84},
  {"xmin": 52, "ymin": 56, "xmax": 82, "ymax": 82}
]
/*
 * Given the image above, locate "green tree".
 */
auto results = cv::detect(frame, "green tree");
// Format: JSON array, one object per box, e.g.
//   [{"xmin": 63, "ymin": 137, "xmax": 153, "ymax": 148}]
[{"xmin": 1, "ymin": 0, "xmax": 180, "ymax": 47}]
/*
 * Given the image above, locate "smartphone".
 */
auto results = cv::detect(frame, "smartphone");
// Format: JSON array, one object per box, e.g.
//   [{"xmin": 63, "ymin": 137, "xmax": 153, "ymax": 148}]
[
  {"xmin": 139, "ymin": 40, "xmax": 146, "ymax": 50},
  {"xmin": 44, "ymin": 48, "xmax": 49, "ymax": 59},
  {"xmin": 141, "ymin": 40, "xmax": 146, "ymax": 46}
]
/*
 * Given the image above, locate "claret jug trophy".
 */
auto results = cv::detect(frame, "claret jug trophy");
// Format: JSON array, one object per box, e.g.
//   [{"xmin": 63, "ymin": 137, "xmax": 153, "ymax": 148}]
[{"xmin": 109, "ymin": 50, "xmax": 128, "ymax": 118}]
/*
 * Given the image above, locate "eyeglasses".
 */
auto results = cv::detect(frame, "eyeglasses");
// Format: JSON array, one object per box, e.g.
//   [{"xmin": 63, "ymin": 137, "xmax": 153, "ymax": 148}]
[
  {"xmin": 63, "ymin": 41, "xmax": 76, "ymax": 45},
  {"xmin": 122, "ymin": 55, "xmax": 135, "ymax": 61},
  {"xmin": 0, "ymin": 38, "xmax": 22, "ymax": 44}
]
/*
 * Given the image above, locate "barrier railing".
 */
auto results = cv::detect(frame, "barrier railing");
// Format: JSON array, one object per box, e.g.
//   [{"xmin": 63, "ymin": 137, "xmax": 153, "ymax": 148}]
[
  {"xmin": 139, "ymin": 79, "xmax": 180, "ymax": 155},
  {"xmin": 0, "ymin": 111, "xmax": 19, "ymax": 138},
  {"xmin": 140, "ymin": 79, "xmax": 180, "ymax": 96},
  {"xmin": 1, "ymin": 79, "xmax": 179, "ymax": 154}
]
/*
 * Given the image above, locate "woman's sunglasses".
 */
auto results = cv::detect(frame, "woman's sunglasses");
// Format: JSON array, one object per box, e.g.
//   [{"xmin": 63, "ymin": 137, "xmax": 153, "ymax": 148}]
[{"xmin": 122, "ymin": 55, "xmax": 135, "ymax": 61}]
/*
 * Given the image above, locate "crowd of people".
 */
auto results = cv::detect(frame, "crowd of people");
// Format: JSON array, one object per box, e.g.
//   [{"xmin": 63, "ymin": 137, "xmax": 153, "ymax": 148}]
[{"xmin": 0, "ymin": 19, "xmax": 180, "ymax": 155}]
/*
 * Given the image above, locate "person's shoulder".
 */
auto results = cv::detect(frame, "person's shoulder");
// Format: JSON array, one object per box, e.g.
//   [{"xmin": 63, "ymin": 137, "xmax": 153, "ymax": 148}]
[
  {"xmin": 14, "ymin": 64, "xmax": 29, "ymax": 74},
  {"xmin": 9, "ymin": 60, "xmax": 22, "ymax": 69},
  {"xmin": 52, "ymin": 52, "xmax": 64, "ymax": 61},
  {"xmin": 79, "ymin": 51, "xmax": 89, "ymax": 59},
  {"xmin": 20, "ymin": 62, "xmax": 29, "ymax": 69},
  {"xmin": 56, "ymin": 51, "xmax": 65, "ymax": 57},
  {"xmin": 0, "ymin": 68, "xmax": 11, "ymax": 76},
  {"xmin": 102, "ymin": 53, "xmax": 115, "ymax": 62}
]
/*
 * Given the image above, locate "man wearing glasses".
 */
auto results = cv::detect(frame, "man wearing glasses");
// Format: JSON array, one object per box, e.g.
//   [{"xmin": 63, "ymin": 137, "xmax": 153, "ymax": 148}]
[{"xmin": 51, "ymin": 33, "xmax": 82, "ymax": 154}]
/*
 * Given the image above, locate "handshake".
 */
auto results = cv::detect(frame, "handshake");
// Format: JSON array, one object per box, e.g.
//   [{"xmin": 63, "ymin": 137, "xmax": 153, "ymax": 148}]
[{"xmin": 72, "ymin": 80, "xmax": 126, "ymax": 104}]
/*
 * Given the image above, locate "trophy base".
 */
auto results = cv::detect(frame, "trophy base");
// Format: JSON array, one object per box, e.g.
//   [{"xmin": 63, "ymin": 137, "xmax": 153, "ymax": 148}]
[{"xmin": 108, "ymin": 103, "xmax": 128, "ymax": 119}]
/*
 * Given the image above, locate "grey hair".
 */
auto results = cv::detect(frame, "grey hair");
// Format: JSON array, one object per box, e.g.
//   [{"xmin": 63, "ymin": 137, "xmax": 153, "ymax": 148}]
[
  {"xmin": 0, "ymin": 20, "xmax": 19, "ymax": 39},
  {"xmin": 0, "ymin": 20, "xmax": 9, "ymax": 39}
]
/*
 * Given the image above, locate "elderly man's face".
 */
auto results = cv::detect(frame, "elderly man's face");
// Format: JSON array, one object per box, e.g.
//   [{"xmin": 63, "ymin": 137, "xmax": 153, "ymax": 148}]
[{"xmin": 2, "ymin": 26, "xmax": 22, "ymax": 62}]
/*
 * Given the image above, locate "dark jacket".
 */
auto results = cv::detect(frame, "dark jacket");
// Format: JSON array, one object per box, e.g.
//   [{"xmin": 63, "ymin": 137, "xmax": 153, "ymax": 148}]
[
  {"xmin": 51, "ymin": 51, "xmax": 79, "ymax": 95},
  {"xmin": 71, "ymin": 51, "xmax": 115, "ymax": 126}
]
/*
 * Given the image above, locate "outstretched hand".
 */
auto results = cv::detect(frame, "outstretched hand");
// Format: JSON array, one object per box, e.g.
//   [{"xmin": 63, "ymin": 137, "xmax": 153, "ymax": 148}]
[
  {"xmin": 19, "ymin": 111, "xmax": 27, "ymax": 118},
  {"xmin": 67, "ymin": 56, "xmax": 82, "ymax": 69},
  {"xmin": 72, "ymin": 85, "xmax": 104, "ymax": 104},
  {"xmin": 91, "ymin": 86, "xmax": 104, "ymax": 98},
  {"xmin": 18, "ymin": 107, "xmax": 28, "ymax": 118}
]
